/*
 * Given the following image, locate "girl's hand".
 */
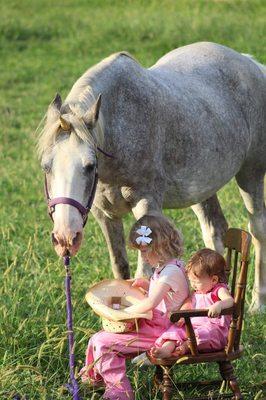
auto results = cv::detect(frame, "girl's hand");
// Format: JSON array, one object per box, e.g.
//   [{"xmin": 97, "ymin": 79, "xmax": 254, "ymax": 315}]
[
  {"xmin": 131, "ymin": 278, "xmax": 150, "ymax": 291},
  {"xmin": 208, "ymin": 302, "xmax": 222, "ymax": 317},
  {"xmin": 125, "ymin": 281, "xmax": 170, "ymax": 314}
]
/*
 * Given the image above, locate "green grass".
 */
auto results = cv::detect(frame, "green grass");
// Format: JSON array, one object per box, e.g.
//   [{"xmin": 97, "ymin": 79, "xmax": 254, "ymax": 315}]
[{"xmin": 0, "ymin": 0, "xmax": 266, "ymax": 399}]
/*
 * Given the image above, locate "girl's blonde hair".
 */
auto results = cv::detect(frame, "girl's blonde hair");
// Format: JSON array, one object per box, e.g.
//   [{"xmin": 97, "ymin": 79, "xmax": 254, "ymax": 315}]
[
  {"xmin": 186, "ymin": 248, "xmax": 227, "ymax": 283},
  {"xmin": 128, "ymin": 214, "xmax": 183, "ymax": 262}
]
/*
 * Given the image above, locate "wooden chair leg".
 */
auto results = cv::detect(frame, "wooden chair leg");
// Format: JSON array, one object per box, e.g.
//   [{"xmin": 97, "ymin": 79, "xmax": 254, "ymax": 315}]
[
  {"xmin": 218, "ymin": 361, "xmax": 243, "ymax": 400},
  {"xmin": 162, "ymin": 366, "xmax": 173, "ymax": 400}
]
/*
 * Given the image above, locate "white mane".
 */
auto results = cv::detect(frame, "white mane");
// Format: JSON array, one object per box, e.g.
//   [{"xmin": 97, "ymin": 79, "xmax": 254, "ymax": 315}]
[{"xmin": 37, "ymin": 86, "xmax": 104, "ymax": 159}]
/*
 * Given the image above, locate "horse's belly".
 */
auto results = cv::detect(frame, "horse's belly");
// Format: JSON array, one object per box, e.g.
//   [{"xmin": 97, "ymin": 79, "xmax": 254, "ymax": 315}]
[
  {"xmin": 163, "ymin": 187, "xmax": 215, "ymax": 208},
  {"xmin": 162, "ymin": 170, "xmax": 235, "ymax": 209}
]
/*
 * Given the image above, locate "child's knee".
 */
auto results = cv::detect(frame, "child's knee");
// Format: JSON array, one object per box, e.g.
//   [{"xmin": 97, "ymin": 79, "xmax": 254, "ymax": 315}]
[{"xmin": 91, "ymin": 331, "xmax": 115, "ymax": 350}]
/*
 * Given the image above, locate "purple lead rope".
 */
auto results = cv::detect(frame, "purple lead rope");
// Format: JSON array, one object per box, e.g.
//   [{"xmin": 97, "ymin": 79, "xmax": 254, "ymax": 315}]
[{"xmin": 63, "ymin": 256, "xmax": 81, "ymax": 400}]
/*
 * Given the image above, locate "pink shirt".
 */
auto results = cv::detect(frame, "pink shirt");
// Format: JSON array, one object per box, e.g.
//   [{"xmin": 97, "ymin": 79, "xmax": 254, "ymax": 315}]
[
  {"xmin": 191, "ymin": 283, "xmax": 231, "ymax": 328},
  {"xmin": 149, "ymin": 259, "xmax": 190, "ymax": 315}
]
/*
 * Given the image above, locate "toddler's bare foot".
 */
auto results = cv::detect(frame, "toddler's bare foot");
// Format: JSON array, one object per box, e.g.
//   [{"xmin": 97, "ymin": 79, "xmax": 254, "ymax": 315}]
[
  {"xmin": 150, "ymin": 346, "xmax": 173, "ymax": 359},
  {"xmin": 172, "ymin": 341, "xmax": 189, "ymax": 357}
]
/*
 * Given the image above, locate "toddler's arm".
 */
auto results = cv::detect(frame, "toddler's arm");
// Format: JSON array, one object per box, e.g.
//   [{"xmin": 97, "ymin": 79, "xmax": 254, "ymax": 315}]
[
  {"xmin": 124, "ymin": 281, "xmax": 170, "ymax": 314},
  {"xmin": 208, "ymin": 287, "xmax": 234, "ymax": 317}
]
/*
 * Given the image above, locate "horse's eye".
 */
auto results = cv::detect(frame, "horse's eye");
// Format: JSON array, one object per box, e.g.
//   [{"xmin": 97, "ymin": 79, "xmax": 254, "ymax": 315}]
[
  {"xmin": 83, "ymin": 163, "xmax": 95, "ymax": 174},
  {"xmin": 41, "ymin": 163, "xmax": 51, "ymax": 174}
]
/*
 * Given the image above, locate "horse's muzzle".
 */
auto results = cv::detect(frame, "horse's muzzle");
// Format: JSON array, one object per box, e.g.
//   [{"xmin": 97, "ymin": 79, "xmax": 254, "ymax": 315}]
[{"xmin": 51, "ymin": 231, "xmax": 83, "ymax": 257}]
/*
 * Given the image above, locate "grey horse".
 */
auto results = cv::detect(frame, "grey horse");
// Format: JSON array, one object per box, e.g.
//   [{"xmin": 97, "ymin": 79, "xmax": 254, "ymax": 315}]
[{"xmin": 38, "ymin": 42, "xmax": 266, "ymax": 311}]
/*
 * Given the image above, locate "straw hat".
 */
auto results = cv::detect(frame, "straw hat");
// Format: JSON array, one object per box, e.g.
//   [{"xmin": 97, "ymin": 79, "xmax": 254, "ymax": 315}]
[{"xmin": 86, "ymin": 279, "xmax": 152, "ymax": 333}]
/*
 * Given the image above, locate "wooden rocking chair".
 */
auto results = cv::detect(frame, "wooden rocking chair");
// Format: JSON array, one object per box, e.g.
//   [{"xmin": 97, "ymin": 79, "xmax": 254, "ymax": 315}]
[{"xmin": 147, "ymin": 228, "xmax": 252, "ymax": 400}]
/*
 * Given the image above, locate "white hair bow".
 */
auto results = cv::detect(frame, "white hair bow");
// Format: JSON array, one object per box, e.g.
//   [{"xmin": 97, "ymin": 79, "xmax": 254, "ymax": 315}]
[{"xmin": 136, "ymin": 226, "xmax": 152, "ymax": 245}]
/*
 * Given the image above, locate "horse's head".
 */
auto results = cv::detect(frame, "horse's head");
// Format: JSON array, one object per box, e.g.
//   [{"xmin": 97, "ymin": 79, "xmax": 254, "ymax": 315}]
[{"xmin": 38, "ymin": 92, "xmax": 102, "ymax": 257}]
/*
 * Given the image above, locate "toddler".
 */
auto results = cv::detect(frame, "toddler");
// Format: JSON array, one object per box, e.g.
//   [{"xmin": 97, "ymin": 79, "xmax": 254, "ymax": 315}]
[{"xmin": 151, "ymin": 248, "xmax": 234, "ymax": 358}]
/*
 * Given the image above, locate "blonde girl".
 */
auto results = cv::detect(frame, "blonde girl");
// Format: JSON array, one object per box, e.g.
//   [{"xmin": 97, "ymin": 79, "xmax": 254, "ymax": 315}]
[{"xmin": 80, "ymin": 214, "xmax": 189, "ymax": 400}]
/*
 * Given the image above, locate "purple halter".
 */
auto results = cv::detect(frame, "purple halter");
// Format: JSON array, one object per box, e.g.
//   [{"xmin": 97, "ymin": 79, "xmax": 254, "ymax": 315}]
[
  {"xmin": 44, "ymin": 168, "xmax": 98, "ymax": 227},
  {"xmin": 44, "ymin": 147, "xmax": 113, "ymax": 225}
]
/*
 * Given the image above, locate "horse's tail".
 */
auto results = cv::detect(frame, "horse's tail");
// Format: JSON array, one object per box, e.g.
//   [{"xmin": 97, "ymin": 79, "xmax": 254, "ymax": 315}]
[{"xmin": 242, "ymin": 53, "xmax": 266, "ymax": 74}]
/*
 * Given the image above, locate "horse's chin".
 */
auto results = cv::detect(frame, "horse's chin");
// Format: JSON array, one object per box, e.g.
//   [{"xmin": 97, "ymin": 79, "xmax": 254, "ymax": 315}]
[{"xmin": 54, "ymin": 244, "xmax": 81, "ymax": 257}]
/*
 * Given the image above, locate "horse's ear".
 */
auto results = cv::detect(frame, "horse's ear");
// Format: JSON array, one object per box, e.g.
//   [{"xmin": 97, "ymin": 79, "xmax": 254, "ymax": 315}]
[
  {"xmin": 46, "ymin": 93, "xmax": 62, "ymax": 124},
  {"xmin": 83, "ymin": 94, "xmax": 102, "ymax": 129},
  {"xmin": 52, "ymin": 93, "xmax": 62, "ymax": 110}
]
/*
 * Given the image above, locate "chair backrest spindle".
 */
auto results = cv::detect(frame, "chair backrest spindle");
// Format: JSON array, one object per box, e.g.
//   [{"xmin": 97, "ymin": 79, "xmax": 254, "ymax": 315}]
[
  {"xmin": 231, "ymin": 251, "xmax": 238, "ymax": 298},
  {"xmin": 225, "ymin": 248, "xmax": 232, "ymax": 282},
  {"xmin": 224, "ymin": 228, "xmax": 251, "ymax": 353}
]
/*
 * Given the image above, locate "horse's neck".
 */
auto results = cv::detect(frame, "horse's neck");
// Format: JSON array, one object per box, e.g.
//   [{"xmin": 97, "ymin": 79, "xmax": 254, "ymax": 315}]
[
  {"xmin": 65, "ymin": 52, "xmax": 155, "ymax": 157},
  {"xmin": 66, "ymin": 52, "xmax": 143, "ymax": 105}
]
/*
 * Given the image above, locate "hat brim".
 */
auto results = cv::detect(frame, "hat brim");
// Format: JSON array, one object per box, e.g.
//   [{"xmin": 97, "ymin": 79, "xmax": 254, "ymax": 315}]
[{"xmin": 86, "ymin": 279, "xmax": 153, "ymax": 321}]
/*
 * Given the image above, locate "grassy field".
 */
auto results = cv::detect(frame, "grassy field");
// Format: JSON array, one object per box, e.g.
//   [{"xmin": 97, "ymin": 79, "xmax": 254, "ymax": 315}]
[{"xmin": 0, "ymin": 0, "xmax": 266, "ymax": 399}]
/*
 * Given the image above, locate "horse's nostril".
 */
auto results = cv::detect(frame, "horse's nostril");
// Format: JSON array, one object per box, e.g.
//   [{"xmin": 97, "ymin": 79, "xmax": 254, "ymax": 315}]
[
  {"xmin": 51, "ymin": 232, "xmax": 59, "ymax": 245},
  {"xmin": 72, "ymin": 232, "xmax": 81, "ymax": 246}
]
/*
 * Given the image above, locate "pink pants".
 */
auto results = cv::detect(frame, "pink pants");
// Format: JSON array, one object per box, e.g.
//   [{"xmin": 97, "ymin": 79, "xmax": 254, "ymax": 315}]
[
  {"xmin": 81, "ymin": 310, "xmax": 170, "ymax": 400},
  {"xmin": 155, "ymin": 322, "xmax": 228, "ymax": 351}
]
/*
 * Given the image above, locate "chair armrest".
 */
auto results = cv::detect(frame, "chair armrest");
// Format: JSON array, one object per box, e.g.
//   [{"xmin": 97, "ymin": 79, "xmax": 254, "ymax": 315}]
[{"xmin": 170, "ymin": 306, "xmax": 235, "ymax": 323}]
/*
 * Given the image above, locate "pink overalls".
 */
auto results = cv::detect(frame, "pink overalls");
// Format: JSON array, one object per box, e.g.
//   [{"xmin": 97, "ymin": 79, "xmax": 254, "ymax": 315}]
[
  {"xmin": 81, "ymin": 260, "xmax": 188, "ymax": 400},
  {"xmin": 155, "ymin": 283, "xmax": 231, "ymax": 351}
]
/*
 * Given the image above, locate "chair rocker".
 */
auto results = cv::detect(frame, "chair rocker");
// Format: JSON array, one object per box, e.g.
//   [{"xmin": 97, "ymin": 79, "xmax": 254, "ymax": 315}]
[{"xmin": 147, "ymin": 228, "xmax": 252, "ymax": 400}]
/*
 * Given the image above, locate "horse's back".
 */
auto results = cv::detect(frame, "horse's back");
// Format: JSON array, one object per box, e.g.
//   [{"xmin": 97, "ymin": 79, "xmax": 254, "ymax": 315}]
[
  {"xmin": 150, "ymin": 42, "xmax": 265, "ymax": 166},
  {"xmin": 151, "ymin": 42, "xmax": 264, "ymax": 81},
  {"xmin": 150, "ymin": 42, "xmax": 265, "ymax": 99}
]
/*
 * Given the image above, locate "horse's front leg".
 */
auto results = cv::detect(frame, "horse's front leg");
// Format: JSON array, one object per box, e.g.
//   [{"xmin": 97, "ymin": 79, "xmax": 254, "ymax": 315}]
[
  {"xmin": 91, "ymin": 204, "xmax": 130, "ymax": 279},
  {"xmin": 191, "ymin": 194, "xmax": 228, "ymax": 254}
]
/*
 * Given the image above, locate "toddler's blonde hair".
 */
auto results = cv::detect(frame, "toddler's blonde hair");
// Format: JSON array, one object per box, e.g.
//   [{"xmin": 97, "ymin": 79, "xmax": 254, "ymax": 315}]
[{"xmin": 129, "ymin": 214, "xmax": 183, "ymax": 263}]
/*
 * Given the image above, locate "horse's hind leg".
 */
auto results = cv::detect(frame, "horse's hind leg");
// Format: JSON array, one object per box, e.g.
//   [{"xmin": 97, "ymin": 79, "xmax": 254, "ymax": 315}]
[
  {"xmin": 91, "ymin": 204, "xmax": 130, "ymax": 279},
  {"xmin": 191, "ymin": 194, "xmax": 228, "ymax": 254},
  {"xmin": 236, "ymin": 168, "xmax": 266, "ymax": 311}
]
